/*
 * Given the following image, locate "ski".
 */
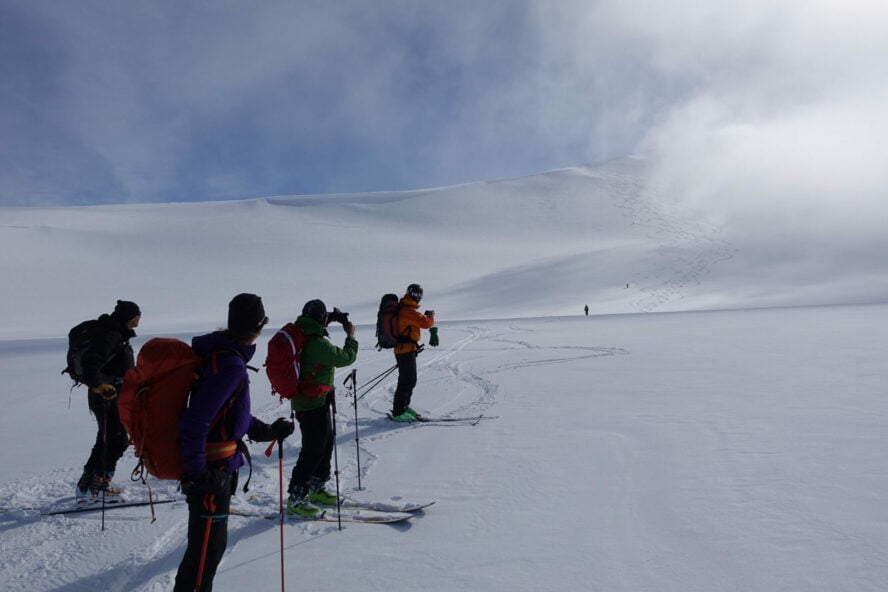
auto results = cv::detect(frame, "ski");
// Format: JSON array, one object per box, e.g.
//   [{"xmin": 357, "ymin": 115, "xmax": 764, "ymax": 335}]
[
  {"xmin": 387, "ymin": 413, "xmax": 492, "ymax": 426},
  {"xmin": 339, "ymin": 499, "xmax": 435, "ymax": 513},
  {"xmin": 231, "ymin": 507, "xmax": 413, "ymax": 524},
  {"xmin": 415, "ymin": 414, "xmax": 488, "ymax": 425},
  {"xmin": 42, "ymin": 499, "xmax": 177, "ymax": 516}
]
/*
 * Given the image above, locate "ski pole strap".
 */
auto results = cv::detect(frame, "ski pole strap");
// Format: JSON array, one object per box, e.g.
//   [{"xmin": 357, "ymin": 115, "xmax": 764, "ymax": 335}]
[
  {"xmin": 201, "ymin": 492, "xmax": 217, "ymax": 513},
  {"xmin": 238, "ymin": 440, "xmax": 253, "ymax": 493},
  {"xmin": 130, "ymin": 459, "xmax": 148, "ymax": 484}
]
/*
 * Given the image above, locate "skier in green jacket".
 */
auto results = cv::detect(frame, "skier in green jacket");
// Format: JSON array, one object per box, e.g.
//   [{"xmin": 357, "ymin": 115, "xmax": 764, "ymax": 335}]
[{"xmin": 286, "ymin": 299, "xmax": 358, "ymax": 517}]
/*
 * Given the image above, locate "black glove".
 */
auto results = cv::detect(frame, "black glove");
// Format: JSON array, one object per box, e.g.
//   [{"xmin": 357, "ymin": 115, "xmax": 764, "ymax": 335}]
[
  {"xmin": 269, "ymin": 417, "xmax": 295, "ymax": 441},
  {"xmin": 181, "ymin": 468, "xmax": 231, "ymax": 498},
  {"xmin": 250, "ymin": 417, "xmax": 296, "ymax": 442},
  {"xmin": 429, "ymin": 327, "xmax": 439, "ymax": 347}
]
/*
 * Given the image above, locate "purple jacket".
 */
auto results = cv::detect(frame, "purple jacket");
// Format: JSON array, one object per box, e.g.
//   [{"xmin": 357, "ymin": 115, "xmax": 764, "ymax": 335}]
[{"xmin": 178, "ymin": 331, "xmax": 266, "ymax": 476}]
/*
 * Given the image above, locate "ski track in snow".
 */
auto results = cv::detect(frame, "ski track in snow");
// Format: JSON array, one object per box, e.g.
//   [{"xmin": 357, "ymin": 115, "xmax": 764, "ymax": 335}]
[
  {"xmin": 0, "ymin": 322, "xmax": 626, "ymax": 591},
  {"xmin": 605, "ymin": 168, "xmax": 736, "ymax": 312}
]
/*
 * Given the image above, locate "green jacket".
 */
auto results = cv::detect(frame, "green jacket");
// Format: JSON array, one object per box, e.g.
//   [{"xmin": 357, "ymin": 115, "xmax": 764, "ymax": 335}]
[{"xmin": 289, "ymin": 315, "xmax": 358, "ymax": 412}]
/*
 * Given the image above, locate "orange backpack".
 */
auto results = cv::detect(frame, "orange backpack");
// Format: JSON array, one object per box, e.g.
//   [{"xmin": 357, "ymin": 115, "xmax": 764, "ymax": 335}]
[
  {"xmin": 119, "ymin": 338, "xmax": 243, "ymax": 480},
  {"xmin": 119, "ymin": 338, "xmax": 200, "ymax": 480}
]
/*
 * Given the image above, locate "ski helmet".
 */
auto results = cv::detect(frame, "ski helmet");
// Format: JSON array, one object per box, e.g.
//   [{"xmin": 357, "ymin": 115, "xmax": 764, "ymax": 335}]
[{"xmin": 406, "ymin": 284, "xmax": 423, "ymax": 303}]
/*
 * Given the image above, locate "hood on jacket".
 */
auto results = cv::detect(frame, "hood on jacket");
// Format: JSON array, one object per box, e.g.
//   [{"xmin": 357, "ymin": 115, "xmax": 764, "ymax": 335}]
[
  {"xmin": 192, "ymin": 331, "xmax": 256, "ymax": 362},
  {"xmin": 295, "ymin": 315, "xmax": 329, "ymax": 338},
  {"xmin": 399, "ymin": 295, "xmax": 420, "ymax": 309}
]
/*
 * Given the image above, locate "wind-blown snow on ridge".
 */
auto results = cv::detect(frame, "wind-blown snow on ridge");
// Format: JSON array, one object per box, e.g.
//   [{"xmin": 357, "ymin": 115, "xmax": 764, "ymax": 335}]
[
  {"xmin": 4, "ymin": 154, "xmax": 887, "ymax": 341},
  {"xmin": 2, "ymin": 156, "xmax": 733, "ymax": 339}
]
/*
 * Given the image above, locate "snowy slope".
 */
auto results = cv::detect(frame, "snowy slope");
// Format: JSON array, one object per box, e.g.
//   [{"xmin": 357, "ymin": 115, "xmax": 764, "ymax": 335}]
[
  {"xmin": 2, "ymin": 156, "xmax": 743, "ymax": 340},
  {"xmin": 2, "ymin": 158, "xmax": 888, "ymax": 591},
  {"xmin": 2, "ymin": 307, "xmax": 888, "ymax": 592}
]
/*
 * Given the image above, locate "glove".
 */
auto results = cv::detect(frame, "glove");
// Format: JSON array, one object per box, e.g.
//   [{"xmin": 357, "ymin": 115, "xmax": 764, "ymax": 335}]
[
  {"xmin": 250, "ymin": 417, "xmax": 296, "ymax": 442},
  {"xmin": 181, "ymin": 468, "xmax": 231, "ymax": 497},
  {"xmin": 91, "ymin": 383, "xmax": 118, "ymax": 400},
  {"xmin": 429, "ymin": 327, "xmax": 439, "ymax": 347},
  {"xmin": 269, "ymin": 418, "xmax": 295, "ymax": 441}
]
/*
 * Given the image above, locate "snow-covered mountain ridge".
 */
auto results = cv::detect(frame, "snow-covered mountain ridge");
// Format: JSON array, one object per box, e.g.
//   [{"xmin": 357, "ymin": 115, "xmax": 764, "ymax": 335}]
[{"xmin": 3, "ymin": 155, "xmax": 885, "ymax": 340}]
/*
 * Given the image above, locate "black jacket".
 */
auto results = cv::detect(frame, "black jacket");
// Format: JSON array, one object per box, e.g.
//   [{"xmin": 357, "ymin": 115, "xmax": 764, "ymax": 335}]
[{"xmin": 81, "ymin": 314, "xmax": 136, "ymax": 388}]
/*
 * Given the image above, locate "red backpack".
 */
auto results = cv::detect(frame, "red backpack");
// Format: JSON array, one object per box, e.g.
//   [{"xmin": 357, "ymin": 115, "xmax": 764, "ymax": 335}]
[
  {"xmin": 265, "ymin": 323, "xmax": 329, "ymax": 400},
  {"xmin": 119, "ymin": 338, "xmax": 243, "ymax": 480}
]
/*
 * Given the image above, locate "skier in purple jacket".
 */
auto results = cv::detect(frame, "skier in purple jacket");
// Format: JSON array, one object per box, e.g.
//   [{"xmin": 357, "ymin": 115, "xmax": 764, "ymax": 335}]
[{"xmin": 173, "ymin": 293, "xmax": 295, "ymax": 592}]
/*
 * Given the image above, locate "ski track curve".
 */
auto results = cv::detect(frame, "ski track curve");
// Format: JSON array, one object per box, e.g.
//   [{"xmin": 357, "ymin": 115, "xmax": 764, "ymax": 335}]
[{"xmin": 0, "ymin": 320, "xmax": 627, "ymax": 590}]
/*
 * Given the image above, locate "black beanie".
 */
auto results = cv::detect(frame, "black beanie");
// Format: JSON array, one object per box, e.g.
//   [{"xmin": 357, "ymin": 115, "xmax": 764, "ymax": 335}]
[
  {"xmin": 111, "ymin": 300, "xmax": 141, "ymax": 322},
  {"xmin": 228, "ymin": 293, "xmax": 267, "ymax": 334},
  {"xmin": 301, "ymin": 299, "xmax": 327, "ymax": 324}
]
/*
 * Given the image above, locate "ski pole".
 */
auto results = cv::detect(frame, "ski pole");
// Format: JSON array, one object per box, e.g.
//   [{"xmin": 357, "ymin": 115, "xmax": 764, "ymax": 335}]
[
  {"xmin": 355, "ymin": 363, "xmax": 398, "ymax": 402},
  {"xmin": 330, "ymin": 393, "xmax": 342, "ymax": 531},
  {"xmin": 344, "ymin": 369, "xmax": 361, "ymax": 490},
  {"xmin": 196, "ymin": 493, "xmax": 216, "ymax": 591},
  {"xmin": 264, "ymin": 437, "xmax": 285, "ymax": 592},
  {"xmin": 101, "ymin": 399, "xmax": 108, "ymax": 532}
]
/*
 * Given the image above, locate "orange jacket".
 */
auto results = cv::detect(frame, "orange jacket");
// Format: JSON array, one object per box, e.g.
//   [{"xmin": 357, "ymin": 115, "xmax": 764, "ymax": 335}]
[{"xmin": 394, "ymin": 295, "xmax": 435, "ymax": 354}]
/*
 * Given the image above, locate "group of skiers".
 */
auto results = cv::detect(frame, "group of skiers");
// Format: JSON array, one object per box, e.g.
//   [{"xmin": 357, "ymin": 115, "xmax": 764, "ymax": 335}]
[{"xmin": 71, "ymin": 284, "xmax": 437, "ymax": 592}]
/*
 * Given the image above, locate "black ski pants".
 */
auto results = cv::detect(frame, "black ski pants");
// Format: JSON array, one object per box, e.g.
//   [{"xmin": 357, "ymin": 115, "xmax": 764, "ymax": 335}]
[
  {"xmin": 83, "ymin": 391, "xmax": 130, "ymax": 477},
  {"xmin": 288, "ymin": 393, "xmax": 334, "ymax": 492},
  {"xmin": 392, "ymin": 351, "xmax": 418, "ymax": 416},
  {"xmin": 173, "ymin": 484, "xmax": 233, "ymax": 592}
]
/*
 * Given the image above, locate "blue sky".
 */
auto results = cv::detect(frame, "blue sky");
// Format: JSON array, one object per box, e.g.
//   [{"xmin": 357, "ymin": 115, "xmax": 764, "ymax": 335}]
[{"xmin": 2, "ymin": 1, "xmax": 887, "ymax": 206}]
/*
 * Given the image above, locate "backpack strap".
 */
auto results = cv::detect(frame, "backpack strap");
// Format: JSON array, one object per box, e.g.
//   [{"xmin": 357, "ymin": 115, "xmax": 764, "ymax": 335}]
[
  {"xmin": 237, "ymin": 440, "xmax": 253, "ymax": 493},
  {"xmin": 201, "ymin": 349, "xmax": 249, "ymax": 469},
  {"xmin": 394, "ymin": 304, "xmax": 419, "ymax": 346},
  {"xmin": 275, "ymin": 327, "xmax": 329, "ymax": 397},
  {"xmin": 277, "ymin": 327, "xmax": 303, "ymax": 381}
]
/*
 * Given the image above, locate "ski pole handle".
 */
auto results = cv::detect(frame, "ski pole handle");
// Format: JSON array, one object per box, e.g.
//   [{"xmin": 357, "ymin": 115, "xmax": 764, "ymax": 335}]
[{"xmin": 343, "ymin": 368, "xmax": 357, "ymax": 388}]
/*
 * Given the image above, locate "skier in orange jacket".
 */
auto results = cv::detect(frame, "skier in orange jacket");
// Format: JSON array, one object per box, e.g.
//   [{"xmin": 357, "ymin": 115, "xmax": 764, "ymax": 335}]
[{"xmin": 390, "ymin": 284, "xmax": 436, "ymax": 422}]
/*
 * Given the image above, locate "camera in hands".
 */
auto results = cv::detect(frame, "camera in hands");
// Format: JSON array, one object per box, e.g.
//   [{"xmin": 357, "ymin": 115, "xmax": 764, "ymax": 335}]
[{"xmin": 327, "ymin": 307, "xmax": 350, "ymax": 326}]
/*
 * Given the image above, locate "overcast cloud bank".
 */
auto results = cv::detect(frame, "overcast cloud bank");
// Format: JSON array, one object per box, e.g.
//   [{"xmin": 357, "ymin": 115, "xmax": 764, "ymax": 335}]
[{"xmin": 3, "ymin": 1, "xmax": 886, "ymax": 209}]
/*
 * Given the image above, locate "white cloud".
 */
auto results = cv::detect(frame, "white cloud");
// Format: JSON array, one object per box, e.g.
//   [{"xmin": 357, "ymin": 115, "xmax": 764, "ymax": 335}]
[{"xmin": 2, "ymin": 0, "xmax": 887, "ymax": 207}]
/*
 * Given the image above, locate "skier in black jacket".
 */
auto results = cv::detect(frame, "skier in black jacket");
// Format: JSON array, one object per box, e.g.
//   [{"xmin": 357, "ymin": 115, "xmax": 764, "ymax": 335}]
[{"xmin": 75, "ymin": 300, "xmax": 141, "ymax": 502}]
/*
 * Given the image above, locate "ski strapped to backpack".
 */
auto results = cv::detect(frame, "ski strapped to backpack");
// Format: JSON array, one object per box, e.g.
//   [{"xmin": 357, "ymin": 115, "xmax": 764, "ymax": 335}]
[
  {"xmin": 118, "ymin": 338, "xmax": 248, "ymax": 482},
  {"xmin": 375, "ymin": 293, "xmax": 417, "ymax": 350},
  {"xmin": 265, "ymin": 322, "xmax": 329, "ymax": 400}
]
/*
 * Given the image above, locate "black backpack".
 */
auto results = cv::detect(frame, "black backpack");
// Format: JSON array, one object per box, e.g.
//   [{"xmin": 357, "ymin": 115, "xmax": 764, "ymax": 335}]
[
  {"xmin": 375, "ymin": 294, "xmax": 401, "ymax": 350},
  {"xmin": 62, "ymin": 319, "xmax": 103, "ymax": 385}
]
